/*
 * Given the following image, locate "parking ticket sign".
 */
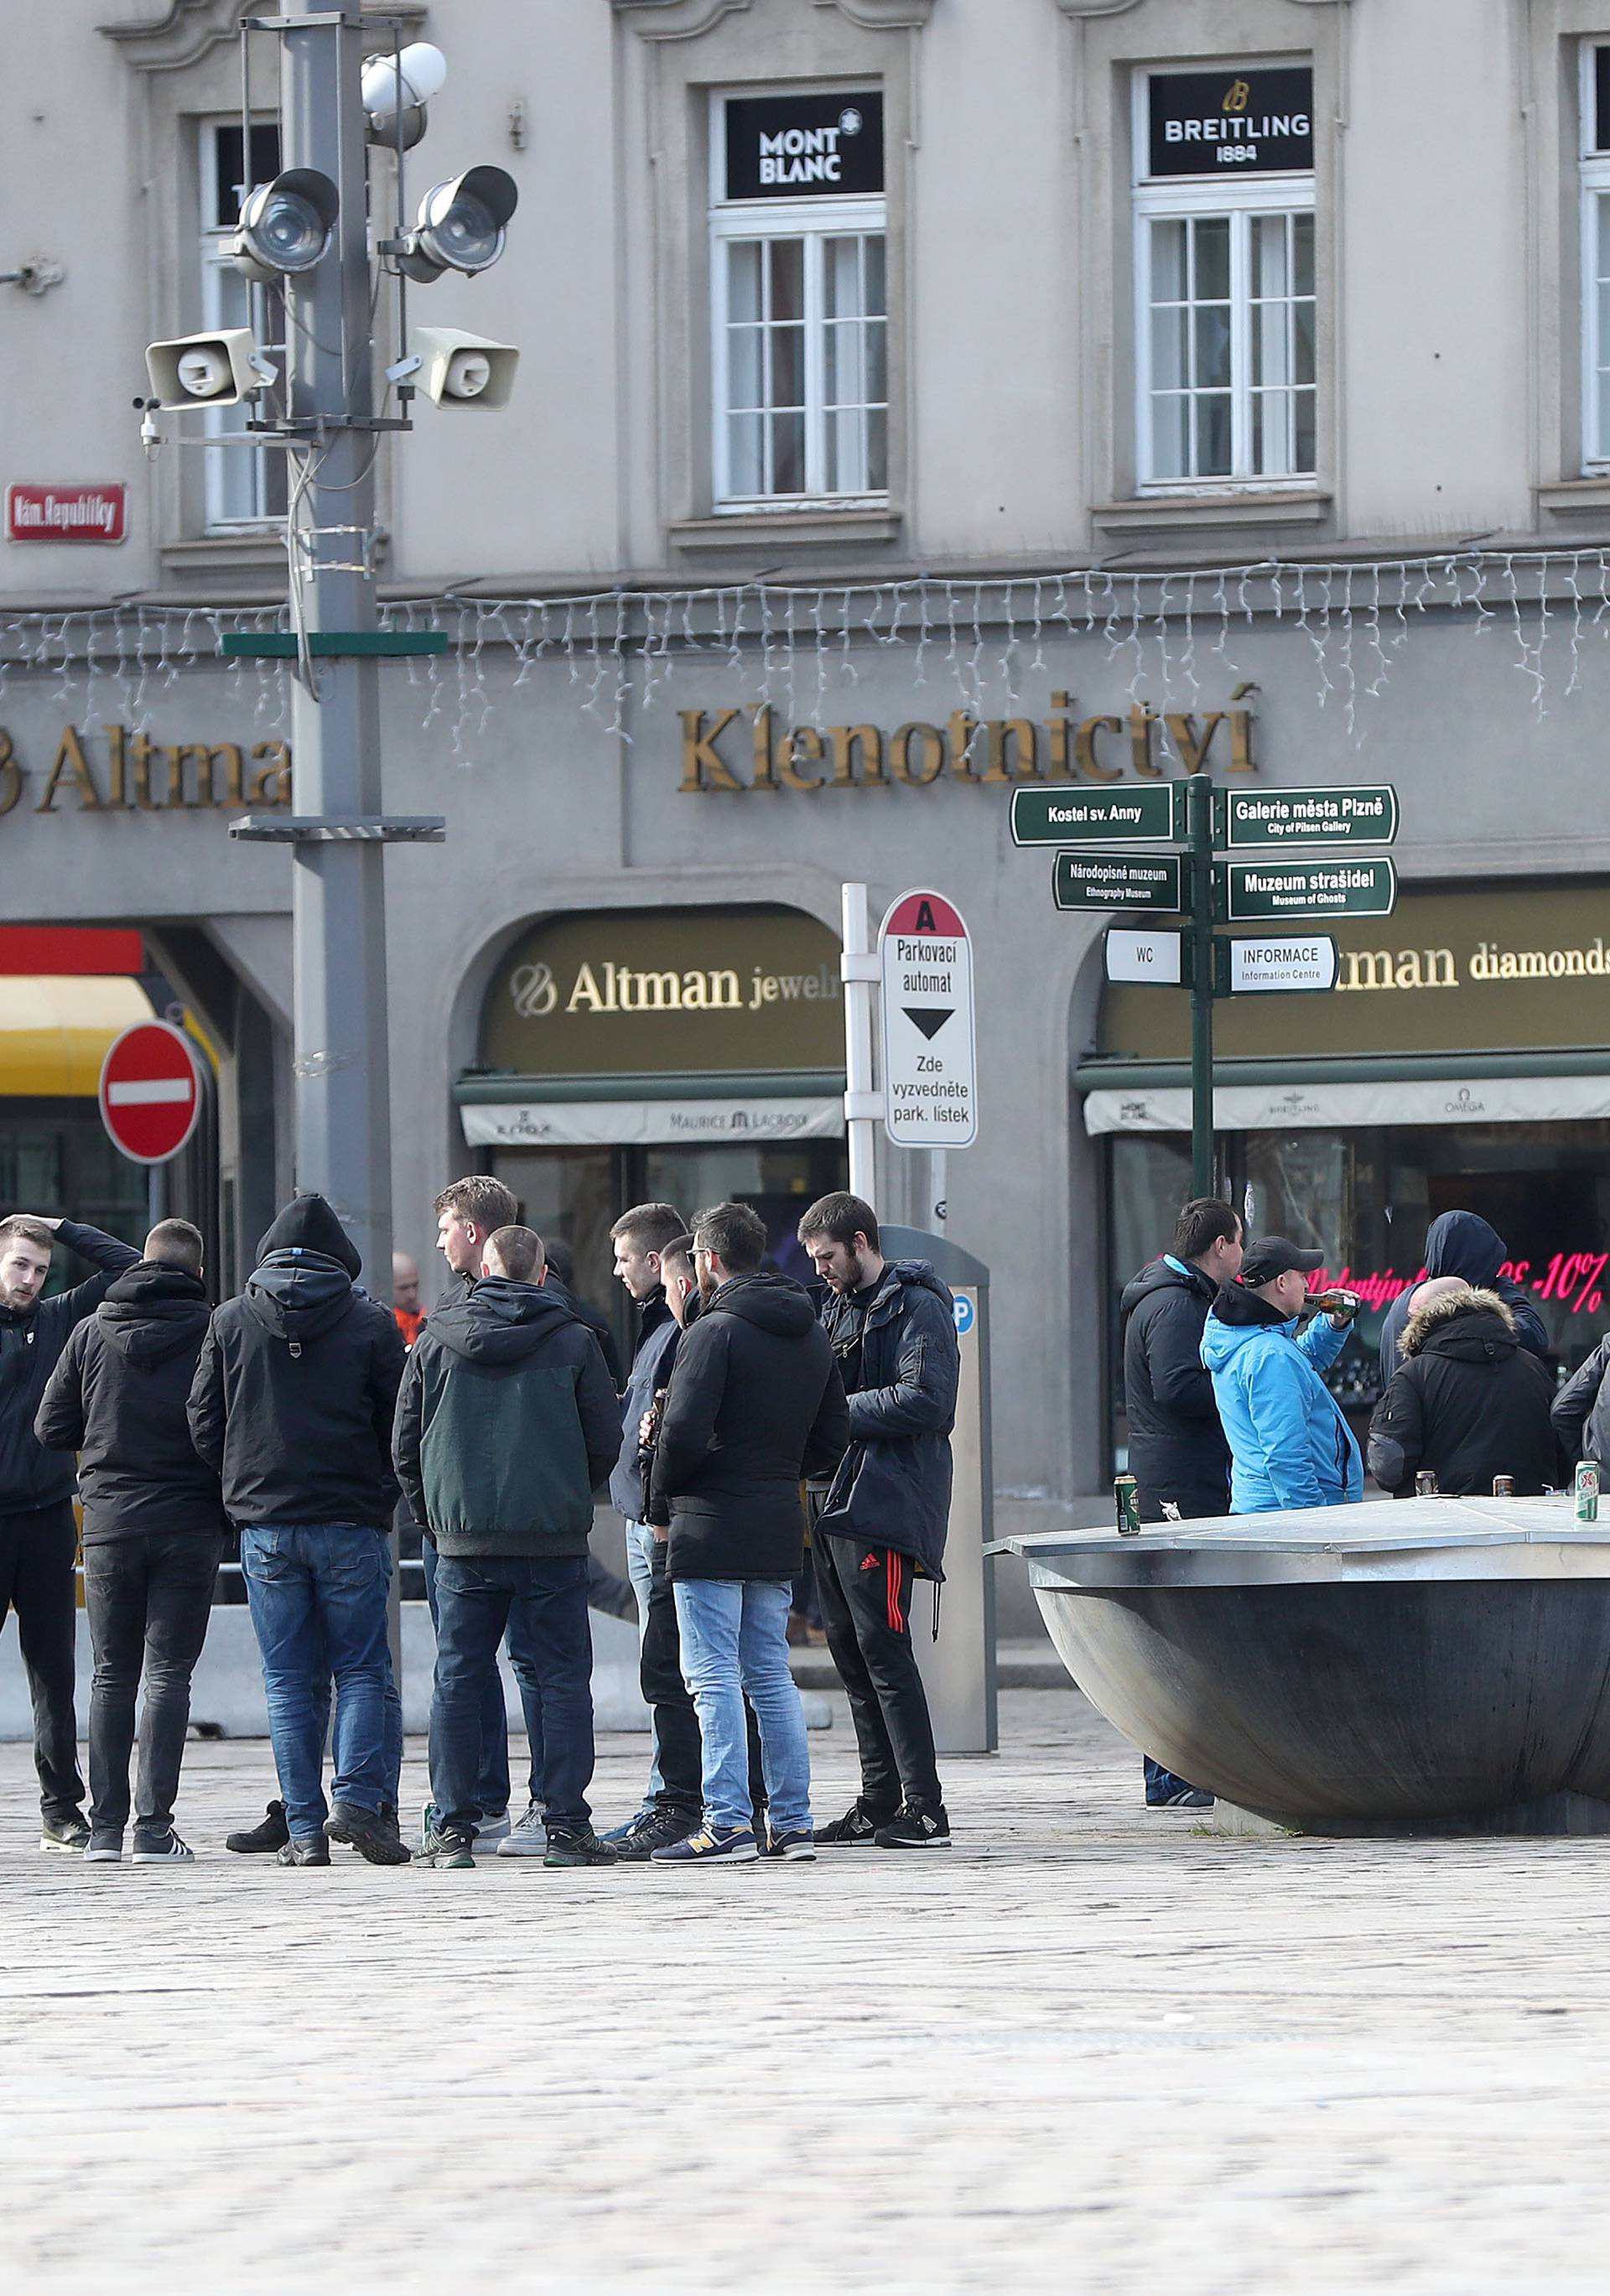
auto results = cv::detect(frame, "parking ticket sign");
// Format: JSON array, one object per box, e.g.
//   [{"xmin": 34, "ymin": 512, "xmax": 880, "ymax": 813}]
[{"xmin": 878, "ymin": 890, "xmax": 978, "ymax": 1149}]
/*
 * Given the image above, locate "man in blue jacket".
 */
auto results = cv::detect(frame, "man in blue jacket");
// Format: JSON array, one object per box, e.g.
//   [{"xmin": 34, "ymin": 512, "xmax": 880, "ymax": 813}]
[
  {"xmin": 1201, "ymin": 1238, "xmax": 1363, "ymax": 1514},
  {"xmin": 798, "ymin": 1192, "xmax": 959, "ymax": 1852}
]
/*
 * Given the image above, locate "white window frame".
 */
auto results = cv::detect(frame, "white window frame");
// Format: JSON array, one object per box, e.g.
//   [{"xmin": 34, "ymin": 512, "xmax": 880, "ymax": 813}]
[
  {"xmin": 1132, "ymin": 72, "xmax": 1316, "ymax": 495},
  {"xmin": 1580, "ymin": 43, "xmax": 1610, "ymax": 473},
  {"xmin": 708, "ymin": 93, "xmax": 888, "ymax": 513},
  {"xmin": 198, "ymin": 118, "xmax": 286, "ymax": 534}
]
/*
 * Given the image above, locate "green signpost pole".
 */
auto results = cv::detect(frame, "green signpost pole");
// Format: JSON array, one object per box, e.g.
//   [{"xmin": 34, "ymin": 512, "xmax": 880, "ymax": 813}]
[{"xmin": 1187, "ymin": 772, "xmax": 1216, "ymax": 1197}]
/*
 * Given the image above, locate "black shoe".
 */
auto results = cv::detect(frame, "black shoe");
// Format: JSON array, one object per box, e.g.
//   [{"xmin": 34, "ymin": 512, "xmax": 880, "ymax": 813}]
[
  {"xmin": 815, "ymin": 1801, "xmax": 893, "ymax": 1848},
  {"xmin": 39, "ymin": 1811, "xmax": 91, "ymax": 1855},
  {"xmin": 1145, "ymin": 1786, "xmax": 1214, "ymax": 1810},
  {"xmin": 325, "ymin": 1800, "xmax": 413, "ymax": 1867},
  {"xmin": 420, "ymin": 1824, "xmax": 475, "ymax": 1869},
  {"xmin": 874, "ymin": 1800, "xmax": 952, "ymax": 1850},
  {"xmin": 227, "ymin": 1800, "xmax": 289, "ymax": 1855},
  {"xmin": 544, "ymin": 1826, "xmax": 619, "ymax": 1868},
  {"xmin": 613, "ymin": 1808, "xmax": 699, "ymax": 1862},
  {"xmin": 277, "ymin": 1836, "xmax": 330, "ymax": 1867}
]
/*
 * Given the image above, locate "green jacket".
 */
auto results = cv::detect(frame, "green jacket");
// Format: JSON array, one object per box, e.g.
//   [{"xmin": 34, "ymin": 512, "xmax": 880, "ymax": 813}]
[{"xmin": 392, "ymin": 1277, "xmax": 620, "ymax": 1557}]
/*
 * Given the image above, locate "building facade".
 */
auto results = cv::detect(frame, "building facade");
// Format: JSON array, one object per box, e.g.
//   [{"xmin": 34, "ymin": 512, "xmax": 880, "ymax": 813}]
[{"xmin": 8, "ymin": 0, "xmax": 1610, "ymax": 1530}]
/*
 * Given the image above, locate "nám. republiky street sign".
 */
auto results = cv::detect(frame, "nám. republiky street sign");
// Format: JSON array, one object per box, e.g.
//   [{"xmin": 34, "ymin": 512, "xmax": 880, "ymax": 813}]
[
  {"xmin": 878, "ymin": 888, "xmax": 978, "ymax": 1149},
  {"xmin": 1218, "ymin": 785, "xmax": 1398, "ymax": 850},
  {"xmin": 1223, "ymin": 856, "xmax": 1397, "ymax": 922},
  {"xmin": 1011, "ymin": 783, "xmax": 1182, "ymax": 846},
  {"xmin": 1053, "ymin": 851, "xmax": 1184, "ymax": 913}
]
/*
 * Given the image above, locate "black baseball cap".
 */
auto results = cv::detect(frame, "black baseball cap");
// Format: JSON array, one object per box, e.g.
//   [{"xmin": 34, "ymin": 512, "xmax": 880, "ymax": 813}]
[{"xmin": 1239, "ymin": 1236, "xmax": 1326, "ymax": 1286}]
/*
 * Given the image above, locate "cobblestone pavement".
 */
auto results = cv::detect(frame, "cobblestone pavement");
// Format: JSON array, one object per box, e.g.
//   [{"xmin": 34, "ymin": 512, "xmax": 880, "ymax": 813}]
[{"xmin": 2, "ymin": 1688, "xmax": 1608, "ymax": 2294}]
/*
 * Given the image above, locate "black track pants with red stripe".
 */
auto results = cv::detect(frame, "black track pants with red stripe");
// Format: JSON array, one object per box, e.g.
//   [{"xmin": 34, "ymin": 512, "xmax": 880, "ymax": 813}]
[{"xmin": 813, "ymin": 1532, "xmax": 943, "ymax": 1814}]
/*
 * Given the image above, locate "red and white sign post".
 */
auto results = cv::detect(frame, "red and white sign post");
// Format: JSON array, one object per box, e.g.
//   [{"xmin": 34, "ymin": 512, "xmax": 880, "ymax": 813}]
[{"xmin": 98, "ymin": 1021, "xmax": 202, "ymax": 1166}]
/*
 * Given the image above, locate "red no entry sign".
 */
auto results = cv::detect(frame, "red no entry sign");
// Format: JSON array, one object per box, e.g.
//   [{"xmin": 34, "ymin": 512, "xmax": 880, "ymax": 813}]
[{"xmin": 98, "ymin": 1021, "xmax": 201, "ymax": 1165}]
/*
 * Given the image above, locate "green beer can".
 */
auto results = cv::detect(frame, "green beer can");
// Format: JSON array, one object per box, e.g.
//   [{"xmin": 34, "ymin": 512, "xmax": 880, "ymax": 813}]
[{"xmin": 1114, "ymin": 1474, "xmax": 1140, "ymax": 1536}]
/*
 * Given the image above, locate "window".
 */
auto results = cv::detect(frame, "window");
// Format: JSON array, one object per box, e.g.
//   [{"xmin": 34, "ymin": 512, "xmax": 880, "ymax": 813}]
[
  {"xmin": 1581, "ymin": 46, "xmax": 1610, "ymax": 469},
  {"xmin": 710, "ymin": 90, "xmax": 887, "ymax": 507},
  {"xmin": 198, "ymin": 121, "xmax": 288, "ymax": 532},
  {"xmin": 1134, "ymin": 67, "xmax": 1316, "ymax": 489}
]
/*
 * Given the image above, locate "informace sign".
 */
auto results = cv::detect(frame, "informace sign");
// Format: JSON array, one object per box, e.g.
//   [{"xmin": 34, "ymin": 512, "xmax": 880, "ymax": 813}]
[{"xmin": 878, "ymin": 890, "xmax": 978, "ymax": 1149}]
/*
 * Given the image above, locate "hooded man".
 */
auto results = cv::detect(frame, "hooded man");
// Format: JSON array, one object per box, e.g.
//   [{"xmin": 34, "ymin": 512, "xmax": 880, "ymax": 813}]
[
  {"xmin": 1368, "ymin": 1280, "xmax": 1558, "ymax": 1497},
  {"xmin": 36, "ymin": 1220, "xmax": 223, "ymax": 1863},
  {"xmin": 1378, "ymin": 1210, "xmax": 1549, "ymax": 1389},
  {"xmin": 0, "ymin": 1209, "xmax": 141, "ymax": 1853},
  {"xmin": 1201, "ymin": 1238, "xmax": 1363, "ymax": 1515},
  {"xmin": 394, "ymin": 1224, "xmax": 621, "ymax": 1872},
  {"xmin": 188, "ymin": 1192, "xmax": 408, "ymax": 1867}
]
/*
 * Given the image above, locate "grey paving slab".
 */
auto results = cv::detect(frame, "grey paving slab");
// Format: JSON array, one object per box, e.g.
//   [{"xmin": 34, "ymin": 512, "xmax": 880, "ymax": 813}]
[{"xmin": 0, "ymin": 1691, "xmax": 1608, "ymax": 2293}]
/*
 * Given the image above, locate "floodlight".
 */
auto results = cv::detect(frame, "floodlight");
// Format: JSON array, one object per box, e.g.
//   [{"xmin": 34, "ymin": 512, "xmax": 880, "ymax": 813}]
[
  {"xmin": 231, "ymin": 169, "xmax": 339, "ymax": 283},
  {"xmin": 411, "ymin": 327, "xmax": 519, "ymax": 409},
  {"xmin": 361, "ymin": 42, "xmax": 448, "ymax": 148},
  {"xmin": 398, "ymin": 167, "xmax": 517, "ymax": 283},
  {"xmin": 144, "ymin": 329, "xmax": 275, "ymax": 409}
]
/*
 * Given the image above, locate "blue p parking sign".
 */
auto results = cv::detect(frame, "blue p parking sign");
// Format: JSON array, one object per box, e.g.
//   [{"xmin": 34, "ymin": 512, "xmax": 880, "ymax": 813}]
[{"xmin": 953, "ymin": 1292, "xmax": 976, "ymax": 1338}]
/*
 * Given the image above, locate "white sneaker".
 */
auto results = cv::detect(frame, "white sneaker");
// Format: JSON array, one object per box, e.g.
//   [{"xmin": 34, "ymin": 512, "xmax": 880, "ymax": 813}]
[
  {"xmin": 474, "ymin": 1807, "xmax": 512, "ymax": 1844},
  {"xmin": 496, "ymin": 1801, "xmax": 548, "ymax": 1857},
  {"xmin": 132, "ymin": 1830, "xmax": 195, "ymax": 1865}
]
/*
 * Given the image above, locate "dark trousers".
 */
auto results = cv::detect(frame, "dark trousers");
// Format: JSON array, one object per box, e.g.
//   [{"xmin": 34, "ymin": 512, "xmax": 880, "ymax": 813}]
[
  {"xmin": 429, "ymin": 1552, "xmax": 594, "ymax": 1836},
  {"xmin": 422, "ymin": 1536, "xmax": 545, "ymax": 1815},
  {"xmin": 1136, "ymin": 1488, "xmax": 1216, "ymax": 1803},
  {"xmin": 813, "ymin": 1531, "xmax": 942, "ymax": 1812},
  {"xmin": 0, "ymin": 1500, "xmax": 84, "ymax": 1821},
  {"xmin": 82, "ymin": 1531, "xmax": 222, "ymax": 1836}
]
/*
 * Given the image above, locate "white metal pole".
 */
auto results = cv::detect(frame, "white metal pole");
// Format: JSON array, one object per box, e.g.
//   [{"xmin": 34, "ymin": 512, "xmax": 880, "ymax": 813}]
[{"xmin": 840, "ymin": 882, "xmax": 880, "ymax": 1204}]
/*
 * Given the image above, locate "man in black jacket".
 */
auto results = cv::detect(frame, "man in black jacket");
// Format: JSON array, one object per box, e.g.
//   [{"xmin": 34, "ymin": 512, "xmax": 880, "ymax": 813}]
[
  {"xmin": 1369, "ymin": 1280, "xmax": 1557, "ymax": 1496},
  {"xmin": 36, "ymin": 1220, "xmax": 223, "ymax": 1863},
  {"xmin": 649, "ymin": 1202, "xmax": 848, "ymax": 1865},
  {"xmin": 798, "ymin": 1192, "xmax": 958, "ymax": 1851},
  {"xmin": 0, "ymin": 1210, "xmax": 140, "ymax": 1852},
  {"xmin": 1378, "ymin": 1209, "xmax": 1550, "ymax": 1389},
  {"xmin": 189, "ymin": 1193, "xmax": 408, "ymax": 1867},
  {"xmin": 395, "ymin": 1224, "xmax": 621, "ymax": 1870},
  {"xmin": 1120, "ymin": 1197, "xmax": 1244, "ymax": 1810},
  {"xmin": 1554, "ymin": 1323, "xmax": 1610, "ymax": 1475}
]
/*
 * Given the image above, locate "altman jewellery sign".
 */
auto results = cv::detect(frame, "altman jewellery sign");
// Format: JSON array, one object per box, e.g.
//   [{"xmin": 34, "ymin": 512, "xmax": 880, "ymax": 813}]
[
  {"xmin": 678, "ymin": 690, "xmax": 1257, "ymax": 793},
  {"xmin": 0, "ymin": 724, "xmax": 291, "ymax": 814}
]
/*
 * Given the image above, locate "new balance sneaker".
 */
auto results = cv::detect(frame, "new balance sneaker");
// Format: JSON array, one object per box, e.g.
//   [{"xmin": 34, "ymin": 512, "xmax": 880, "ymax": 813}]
[
  {"xmin": 651, "ymin": 1823, "xmax": 759, "ymax": 1865},
  {"xmin": 543, "ymin": 1826, "xmax": 619, "ymax": 1869},
  {"xmin": 613, "ymin": 1807, "xmax": 699, "ymax": 1862},
  {"xmin": 39, "ymin": 1812, "xmax": 91, "ymax": 1855},
  {"xmin": 132, "ymin": 1830, "xmax": 195, "ymax": 1866},
  {"xmin": 766, "ymin": 1826, "xmax": 817, "ymax": 1862},
  {"xmin": 84, "ymin": 1833, "xmax": 123, "ymax": 1864},
  {"xmin": 496, "ymin": 1801, "xmax": 549, "ymax": 1858},
  {"xmin": 277, "ymin": 1836, "xmax": 330, "ymax": 1867},
  {"xmin": 419, "ymin": 1824, "xmax": 475, "ymax": 1870},
  {"xmin": 227, "ymin": 1801, "xmax": 289, "ymax": 1855},
  {"xmin": 325, "ymin": 1801, "xmax": 413, "ymax": 1867},
  {"xmin": 473, "ymin": 1808, "xmax": 512, "ymax": 1846},
  {"xmin": 874, "ymin": 1800, "xmax": 951, "ymax": 1850},
  {"xmin": 813, "ymin": 1802, "xmax": 891, "ymax": 1848}
]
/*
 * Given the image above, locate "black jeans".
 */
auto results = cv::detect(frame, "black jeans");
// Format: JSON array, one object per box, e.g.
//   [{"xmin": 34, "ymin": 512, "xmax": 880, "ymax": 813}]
[
  {"xmin": 0, "ymin": 1501, "xmax": 84, "ymax": 1821},
  {"xmin": 429, "ymin": 1552, "xmax": 594, "ymax": 1836},
  {"xmin": 83, "ymin": 1532, "xmax": 223, "ymax": 1837},
  {"xmin": 641, "ymin": 1535, "xmax": 769, "ymax": 1822},
  {"xmin": 813, "ymin": 1531, "xmax": 943, "ymax": 1813}
]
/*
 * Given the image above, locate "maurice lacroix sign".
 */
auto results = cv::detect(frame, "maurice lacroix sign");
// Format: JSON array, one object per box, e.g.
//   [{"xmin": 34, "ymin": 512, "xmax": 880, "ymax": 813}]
[{"xmin": 724, "ymin": 90, "xmax": 884, "ymax": 200}]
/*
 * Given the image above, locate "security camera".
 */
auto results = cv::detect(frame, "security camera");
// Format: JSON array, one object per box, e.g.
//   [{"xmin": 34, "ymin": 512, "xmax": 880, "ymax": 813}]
[
  {"xmin": 361, "ymin": 42, "xmax": 447, "ymax": 150},
  {"xmin": 231, "ymin": 169, "xmax": 339, "ymax": 283},
  {"xmin": 398, "ymin": 167, "xmax": 518, "ymax": 283},
  {"xmin": 144, "ymin": 329, "xmax": 275, "ymax": 409},
  {"xmin": 411, "ymin": 327, "xmax": 519, "ymax": 409}
]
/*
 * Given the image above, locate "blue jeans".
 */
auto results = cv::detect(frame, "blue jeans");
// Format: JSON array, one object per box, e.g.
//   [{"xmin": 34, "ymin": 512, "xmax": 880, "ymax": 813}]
[
  {"xmin": 309, "ymin": 1660, "xmax": 403, "ymax": 1809},
  {"xmin": 241, "ymin": 1525, "xmax": 397, "ymax": 1839},
  {"xmin": 422, "ymin": 1537, "xmax": 545, "ymax": 1815},
  {"xmin": 429, "ymin": 1553, "xmax": 594, "ymax": 1836},
  {"xmin": 622, "ymin": 1518, "xmax": 666, "ymax": 1807},
  {"xmin": 673, "ymin": 1577, "xmax": 810, "ymax": 1836}
]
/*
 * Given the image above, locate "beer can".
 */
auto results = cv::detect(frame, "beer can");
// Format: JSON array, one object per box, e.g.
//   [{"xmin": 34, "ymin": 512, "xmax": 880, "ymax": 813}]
[
  {"xmin": 1415, "ymin": 1471, "xmax": 1438, "ymax": 1499},
  {"xmin": 1576, "ymin": 1462, "xmax": 1600, "ymax": 1523},
  {"xmin": 1114, "ymin": 1473, "xmax": 1140, "ymax": 1536},
  {"xmin": 1492, "ymin": 1475, "xmax": 1516, "ymax": 1499}
]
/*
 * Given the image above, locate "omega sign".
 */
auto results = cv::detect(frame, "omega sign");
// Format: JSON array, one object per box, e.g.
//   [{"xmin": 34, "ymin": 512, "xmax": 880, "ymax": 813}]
[{"xmin": 0, "ymin": 724, "xmax": 291, "ymax": 814}]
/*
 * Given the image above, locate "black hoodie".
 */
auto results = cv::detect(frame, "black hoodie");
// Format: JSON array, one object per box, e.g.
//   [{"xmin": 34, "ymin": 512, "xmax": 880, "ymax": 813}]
[
  {"xmin": 392, "ymin": 1275, "xmax": 621, "ymax": 1559},
  {"xmin": 1368, "ymin": 1287, "xmax": 1559, "ymax": 1497},
  {"xmin": 1378, "ymin": 1211, "xmax": 1550, "ymax": 1386},
  {"xmin": 0, "ymin": 1220, "xmax": 141, "ymax": 1514},
  {"xmin": 653, "ymin": 1271, "xmax": 849, "ymax": 1582},
  {"xmin": 187, "ymin": 1194, "xmax": 405, "ymax": 1530},
  {"xmin": 34, "ymin": 1261, "xmax": 223, "ymax": 1543},
  {"xmin": 1119, "ymin": 1255, "xmax": 1231, "ymax": 1519}
]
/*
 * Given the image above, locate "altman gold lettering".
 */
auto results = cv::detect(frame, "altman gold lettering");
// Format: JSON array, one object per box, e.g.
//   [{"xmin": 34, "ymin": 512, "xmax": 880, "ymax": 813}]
[{"xmin": 8, "ymin": 725, "xmax": 289, "ymax": 817}]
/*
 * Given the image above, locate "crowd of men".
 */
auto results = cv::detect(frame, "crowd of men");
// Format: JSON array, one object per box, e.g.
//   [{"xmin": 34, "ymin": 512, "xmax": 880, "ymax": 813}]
[
  {"xmin": 0, "ymin": 1173, "xmax": 960, "ymax": 1869},
  {"xmin": 1122, "ymin": 1197, "xmax": 1597, "ymax": 1805}
]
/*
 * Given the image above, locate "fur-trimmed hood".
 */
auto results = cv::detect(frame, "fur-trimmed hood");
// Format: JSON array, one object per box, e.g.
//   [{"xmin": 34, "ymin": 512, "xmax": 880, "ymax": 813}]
[{"xmin": 1400, "ymin": 1286, "xmax": 1517, "ymax": 1361}]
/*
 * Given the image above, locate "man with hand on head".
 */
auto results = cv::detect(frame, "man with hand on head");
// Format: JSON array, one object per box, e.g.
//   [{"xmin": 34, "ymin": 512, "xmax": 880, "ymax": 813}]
[
  {"xmin": 396, "ymin": 1223, "xmax": 621, "ymax": 1871},
  {"xmin": 0, "ymin": 1209, "xmax": 140, "ymax": 1852},
  {"xmin": 1201, "ymin": 1238, "xmax": 1363, "ymax": 1514},
  {"xmin": 36, "ymin": 1219, "xmax": 223, "ymax": 1864}
]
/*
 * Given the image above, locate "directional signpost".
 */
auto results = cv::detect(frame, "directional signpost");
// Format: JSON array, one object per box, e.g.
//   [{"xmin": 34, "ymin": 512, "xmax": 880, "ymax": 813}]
[
  {"xmin": 1221, "ymin": 936, "xmax": 1338, "ymax": 995},
  {"xmin": 1052, "ymin": 852, "xmax": 1183, "ymax": 913},
  {"xmin": 1223, "ymin": 857, "xmax": 1397, "ymax": 922},
  {"xmin": 1218, "ymin": 785, "xmax": 1398, "ymax": 849},
  {"xmin": 878, "ymin": 889, "xmax": 979, "ymax": 1150},
  {"xmin": 1012, "ymin": 784, "xmax": 1184, "ymax": 845},
  {"xmin": 1105, "ymin": 928, "xmax": 1184, "ymax": 986}
]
